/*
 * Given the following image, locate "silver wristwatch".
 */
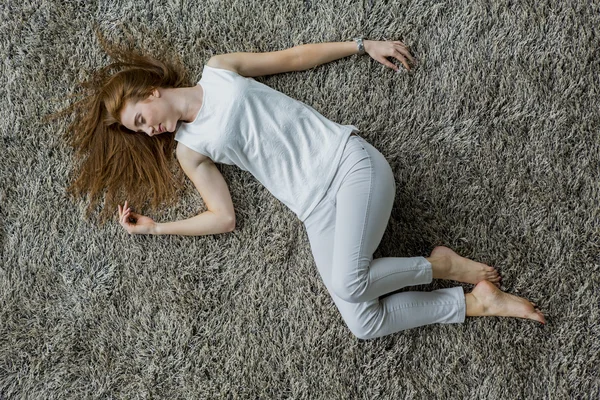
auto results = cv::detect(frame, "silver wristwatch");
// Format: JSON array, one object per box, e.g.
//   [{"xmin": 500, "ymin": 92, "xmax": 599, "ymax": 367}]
[{"xmin": 354, "ymin": 37, "xmax": 365, "ymax": 55}]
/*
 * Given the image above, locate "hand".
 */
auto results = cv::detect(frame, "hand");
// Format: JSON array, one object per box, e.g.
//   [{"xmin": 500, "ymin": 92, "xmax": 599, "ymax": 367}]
[
  {"xmin": 117, "ymin": 200, "xmax": 157, "ymax": 235},
  {"xmin": 364, "ymin": 39, "xmax": 415, "ymax": 72}
]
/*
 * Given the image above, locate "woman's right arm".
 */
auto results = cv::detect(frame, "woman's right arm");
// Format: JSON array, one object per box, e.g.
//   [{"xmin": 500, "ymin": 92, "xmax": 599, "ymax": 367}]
[
  {"xmin": 155, "ymin": 143, "xmax": 235, "ymax": 236},
  {"xmin": 119, "ymin": 143, "xmax": 235, "ymax": 236}
]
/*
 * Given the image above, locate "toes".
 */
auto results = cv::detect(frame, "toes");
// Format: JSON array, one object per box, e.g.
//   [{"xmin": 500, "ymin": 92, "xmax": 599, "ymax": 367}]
[
  {"xmin": 526, "ymin": 311, "xmax": 543, "ymax": 324},
  {"xmin": 485, "ymin": 267, "xmax": 500, "ymax": 279},
  {"xmin": 528, "ymin": 308, "xmax": 545, "ymax": 324},
  {"xmin": 536, "ymin": 312, "xmax": 546, "ymax": 325}
]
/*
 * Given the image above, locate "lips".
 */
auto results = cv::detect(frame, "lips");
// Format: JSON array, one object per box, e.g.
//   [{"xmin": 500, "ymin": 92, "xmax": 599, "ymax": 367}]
[{"xmin": 158, "ymin": 123, "xmax": 164, "ymax": 133}]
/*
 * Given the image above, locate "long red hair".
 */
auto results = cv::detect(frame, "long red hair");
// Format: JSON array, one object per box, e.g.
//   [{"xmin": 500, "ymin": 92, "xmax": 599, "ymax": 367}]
[{"xmin": 49, "ymin": 30, "xmax": 192, "ymax": 222}]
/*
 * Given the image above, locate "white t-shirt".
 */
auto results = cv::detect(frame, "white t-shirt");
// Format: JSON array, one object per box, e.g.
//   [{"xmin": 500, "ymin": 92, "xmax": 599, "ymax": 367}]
[{"xmin": 175, "ymin": 65, "xmax": 359, "ymax": 221}]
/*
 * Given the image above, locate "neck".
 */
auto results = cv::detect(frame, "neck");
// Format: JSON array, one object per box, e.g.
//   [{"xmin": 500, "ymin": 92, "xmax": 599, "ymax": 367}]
[{"xmin": 165, "ymin": 85, "xmax": 204, "ymax": 123}]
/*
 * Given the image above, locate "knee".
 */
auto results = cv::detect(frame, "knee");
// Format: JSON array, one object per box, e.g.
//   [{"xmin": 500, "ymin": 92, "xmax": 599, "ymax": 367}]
[
  {"xmin": 331, "ymin": 277, "xmax": 366, "ymax": 304},
  {"xmin": 331, "ymin": 258, "xmax": 373, "ymax": 303},
  {"xmin": 342, "ymin": 308, "xmax": 382, "ymax": 340},
  {"xmin": 348, "ymin": 326, "xmax": 377, "ymax": 341}
]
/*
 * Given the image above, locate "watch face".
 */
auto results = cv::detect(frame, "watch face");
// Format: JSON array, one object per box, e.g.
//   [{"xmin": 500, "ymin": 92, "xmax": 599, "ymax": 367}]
[{"xmin": 355, "ymin": 38, "xmax": 364, "ymax": 52}]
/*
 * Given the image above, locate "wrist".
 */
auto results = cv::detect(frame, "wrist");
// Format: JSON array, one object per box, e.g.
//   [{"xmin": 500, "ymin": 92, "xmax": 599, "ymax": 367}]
[{"xmin": 151, "ymin": 222, "xmax": 161, "ymax": 235}]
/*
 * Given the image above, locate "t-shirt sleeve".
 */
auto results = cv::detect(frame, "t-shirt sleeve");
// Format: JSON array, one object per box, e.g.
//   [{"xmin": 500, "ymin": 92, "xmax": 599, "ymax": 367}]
[{"xmin": 202, "ymin": 64, "xmax": 244, "ymax": 81}]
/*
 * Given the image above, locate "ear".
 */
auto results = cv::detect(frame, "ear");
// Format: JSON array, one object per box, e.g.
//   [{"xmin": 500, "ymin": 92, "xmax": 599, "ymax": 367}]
[{"xmin": 151, "ymin": 88, "xmax": 161, "ymax": 98}]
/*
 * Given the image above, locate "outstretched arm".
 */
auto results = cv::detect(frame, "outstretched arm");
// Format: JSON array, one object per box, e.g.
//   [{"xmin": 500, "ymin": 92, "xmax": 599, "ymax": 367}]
[
  {"xmin": 209, "ymin": 39, "xmax": 414, "ymax": 78},
  {"xmin": 294, "ymin": 40, "xmax": 363, "ymax": 70},
  {"xmin": 295, "ymin": 39, "xmax": 414, "ymax": 72}
]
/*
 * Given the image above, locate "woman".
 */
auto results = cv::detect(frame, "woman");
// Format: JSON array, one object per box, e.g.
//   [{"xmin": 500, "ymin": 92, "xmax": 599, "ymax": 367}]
[{"xmin": 64, "ymin": 33, "xmax": 545, "ymax": 340}]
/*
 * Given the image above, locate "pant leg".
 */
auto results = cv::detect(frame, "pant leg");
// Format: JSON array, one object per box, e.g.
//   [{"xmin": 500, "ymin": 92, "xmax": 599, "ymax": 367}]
[
  {"xmin": 331, "ymin": 135, "xmax": 433, "ymax": 303},
  {"xmin": 303, "ymin": 135, "xmax": 465, "ymax": 340}
]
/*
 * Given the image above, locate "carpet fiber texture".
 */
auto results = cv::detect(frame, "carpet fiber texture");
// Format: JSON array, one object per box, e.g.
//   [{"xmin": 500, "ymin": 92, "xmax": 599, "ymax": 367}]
[{"xmin": 1, "ymin": 0, "xmax": 599, "ymax": 398}]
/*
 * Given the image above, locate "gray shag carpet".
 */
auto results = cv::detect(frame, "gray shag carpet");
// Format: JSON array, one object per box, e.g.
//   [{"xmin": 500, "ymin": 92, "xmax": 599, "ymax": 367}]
[{"xmin": 1, "ymin": 0, "xmax": 599, "ymax": 398}]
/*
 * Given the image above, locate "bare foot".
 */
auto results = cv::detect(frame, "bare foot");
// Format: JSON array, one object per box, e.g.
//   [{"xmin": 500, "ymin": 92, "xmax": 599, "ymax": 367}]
[
  {"xmin": 466, "ymin": 281, "xmax": 546, "ymax": 324},
  {"xmin": 428, "ymin": 246, "xmax": 501, "ymax": 287}
]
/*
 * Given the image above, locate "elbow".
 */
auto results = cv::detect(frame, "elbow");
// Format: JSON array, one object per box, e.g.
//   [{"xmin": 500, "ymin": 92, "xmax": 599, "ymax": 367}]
[
  {"xmin": 294, "ymin": 46, "xmax": 313, "ymax": 72},
  {"xmin": 291, "ymin": 46, "xmax": 305, "ymax": 71},
  {"xmin": 223, "ymin": 215, "xmax": 236, "ymax": 232},
  {"xmin": 293, "ymin": 44, "xmax": 319, "ymax": 71}
]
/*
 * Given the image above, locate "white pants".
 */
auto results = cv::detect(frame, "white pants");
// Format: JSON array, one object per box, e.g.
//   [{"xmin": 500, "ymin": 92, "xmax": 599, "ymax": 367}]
[{"xmin": 303, "ymin": 134, "xmax": 466, "ymax": 340}]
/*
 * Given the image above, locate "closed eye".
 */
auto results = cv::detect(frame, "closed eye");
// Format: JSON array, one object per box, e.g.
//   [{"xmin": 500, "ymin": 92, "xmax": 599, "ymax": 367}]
[{"xmin": 135, "ymin": 114, "xmax": 144, "ymax": 133}]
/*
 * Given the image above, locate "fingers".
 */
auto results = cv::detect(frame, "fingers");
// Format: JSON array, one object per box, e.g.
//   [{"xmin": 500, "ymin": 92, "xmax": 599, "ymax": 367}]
[
  {"xmin": 380, "ymin": 57, "xmax": 402, "ymax": 72},
  {"xmin": 117, "ymin": 201, "xmax": 134, "ymax": 228},
  {"xmin": 395, "ymin": 45, "xmax": 415, "ymax": 65},
  {"xmin": 119, "ymin": 208, "xmax": 129, "ymax": 224},
  {"xmin": 392, "ymin": 46, "xmax": 415, "ymax": 71},
  {"xmin": 122, "ymin": 208, "xmax": 131, "ymax": 223},
  {"xmin": 392, "ymin": 40, "xmax": 412, "ymax": 54},
  {"xmin": 117, "ymin": 201, "xmax": 142, "ymax": 235},
  {"xmin": 393, "ymin": 52, "xmax": 411, "ymax": 71},
  {"xmin": 386, "ymin": 40, "xmax": 415, "ymax": 71},
  {"xmin": 372, "ymin": 40, "xmax": 417, "ymax": 72}
]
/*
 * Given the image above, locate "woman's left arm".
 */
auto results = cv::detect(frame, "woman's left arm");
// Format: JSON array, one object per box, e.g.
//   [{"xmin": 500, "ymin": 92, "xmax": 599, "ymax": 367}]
[{"xmin": 294, "ymin": 39, "xmax": 415, "ymax": 72}]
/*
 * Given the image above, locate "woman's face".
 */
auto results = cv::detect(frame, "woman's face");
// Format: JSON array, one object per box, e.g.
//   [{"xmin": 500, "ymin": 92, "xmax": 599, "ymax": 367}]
[{"xmin": 120, "ymin": 89, "xmax": 177, "ymax": 136}]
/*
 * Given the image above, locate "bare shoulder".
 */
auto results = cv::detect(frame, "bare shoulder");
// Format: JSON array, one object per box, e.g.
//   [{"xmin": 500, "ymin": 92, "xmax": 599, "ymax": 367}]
[{"xmin": 176, "ymin": 142, "xmax": 209, "ymax": 170}]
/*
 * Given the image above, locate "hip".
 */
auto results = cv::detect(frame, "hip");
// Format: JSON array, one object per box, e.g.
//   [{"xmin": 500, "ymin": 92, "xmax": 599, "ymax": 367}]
[{"xmin": 318, "ymin": 134, "xmax": 395, "ymax": 208}]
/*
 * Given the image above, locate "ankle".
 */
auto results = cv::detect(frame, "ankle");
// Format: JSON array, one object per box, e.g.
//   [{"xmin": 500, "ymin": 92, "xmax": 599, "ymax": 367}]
[
  {"xmin": 465, "ymin": 293, "xmax": 484, "ymax": 316},
  {"xmin": 428, "ymin": 255, "xmax": 451, "ymax": 280}
]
